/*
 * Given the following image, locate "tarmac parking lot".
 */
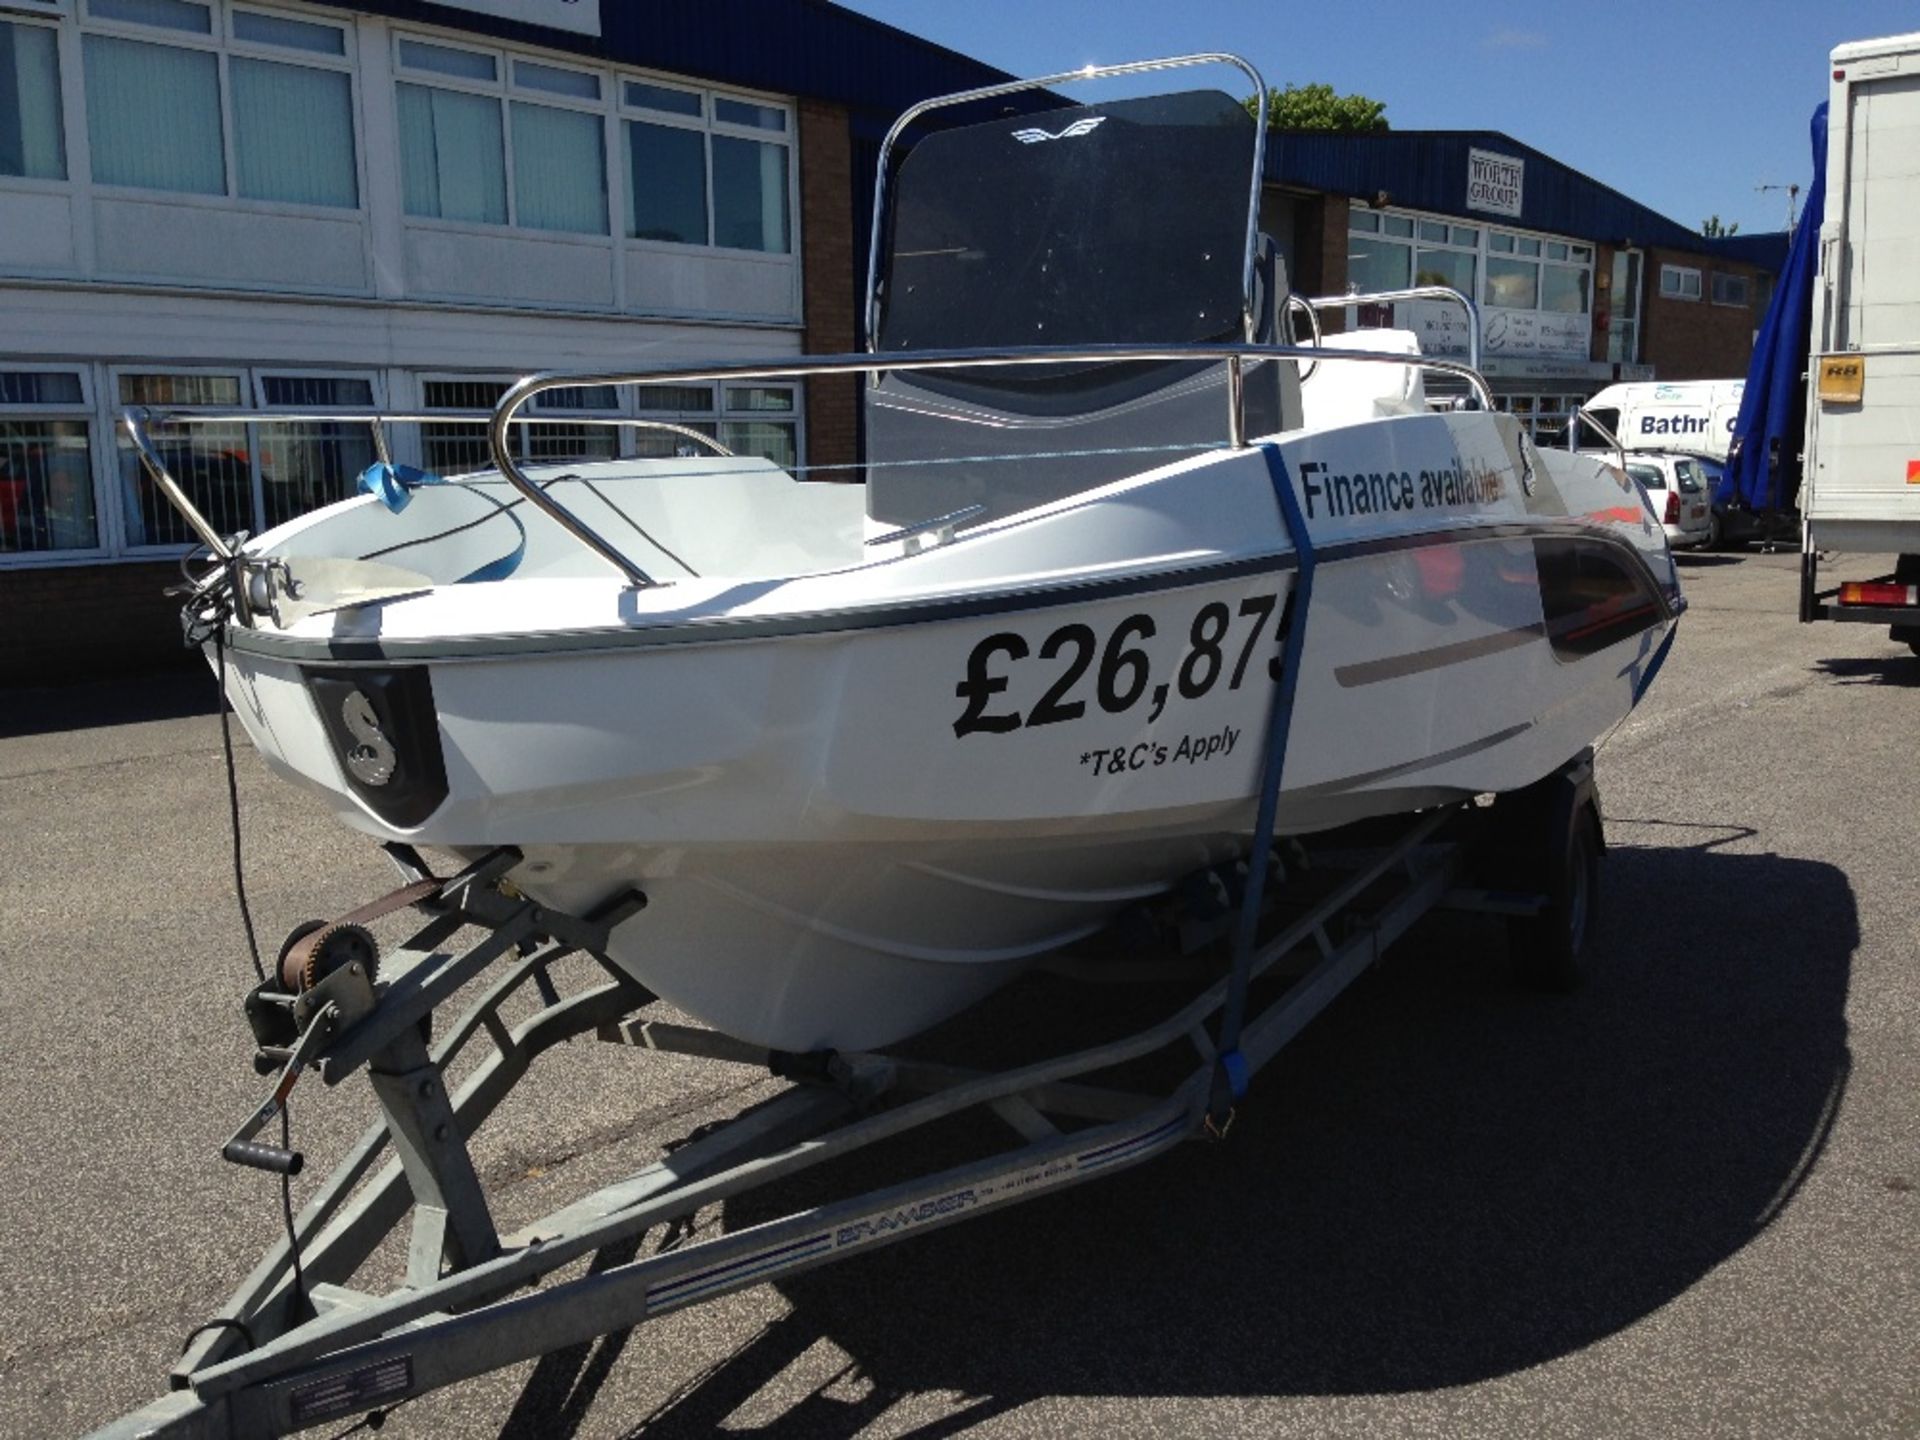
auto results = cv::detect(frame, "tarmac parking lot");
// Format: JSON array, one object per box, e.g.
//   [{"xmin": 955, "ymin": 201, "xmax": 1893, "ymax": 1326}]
[{"xmin": 2, "ymin": 549, "xmax": 1915, "ymax": 1440}]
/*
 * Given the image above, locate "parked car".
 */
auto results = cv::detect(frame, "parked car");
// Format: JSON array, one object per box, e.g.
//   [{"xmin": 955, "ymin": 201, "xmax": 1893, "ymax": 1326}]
[{"xmin": 1622, "ymin": 452, "xmax": 1712, "ymax": 549}]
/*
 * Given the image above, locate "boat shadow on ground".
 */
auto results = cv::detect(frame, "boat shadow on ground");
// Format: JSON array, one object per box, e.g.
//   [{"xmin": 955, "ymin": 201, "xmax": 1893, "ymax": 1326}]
[
  {"xmin": 515, "ymin": 838, "xmax": 1857, "ymax": 1438},
  {"xmin": 2, "ymin": 666, "xmax": 212, "ymax": 737}
]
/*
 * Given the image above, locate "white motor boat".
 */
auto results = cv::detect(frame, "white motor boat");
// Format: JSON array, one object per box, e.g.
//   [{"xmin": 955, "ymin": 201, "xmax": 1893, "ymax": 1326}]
[{"xmin": 128, "ymin": 57, "xmax": 1681, "ymax": 1053}]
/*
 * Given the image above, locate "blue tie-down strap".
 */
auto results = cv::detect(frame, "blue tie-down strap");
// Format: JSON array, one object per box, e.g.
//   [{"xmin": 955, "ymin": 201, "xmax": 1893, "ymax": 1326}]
[
  {"xmin": 1218, "ymin": 1049, "xmax": 1250, "ymax": 1101},
  {"xmin": 357, "ymin": 461, "xmax": 444, "ymax": 514},
  {"xmin": 356, "ymin": 460, "xmax": 524, "ymax": 583}
]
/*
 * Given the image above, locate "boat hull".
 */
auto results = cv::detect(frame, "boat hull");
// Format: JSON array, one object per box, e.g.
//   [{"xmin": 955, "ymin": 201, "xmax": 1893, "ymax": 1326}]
[{"xmin": 222, "ymin": 455, "xmax": 1677, "ymax": 1049}]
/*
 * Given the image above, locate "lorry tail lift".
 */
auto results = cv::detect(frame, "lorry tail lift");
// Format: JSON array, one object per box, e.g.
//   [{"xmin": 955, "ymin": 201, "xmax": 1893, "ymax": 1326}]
[{"xmin": 89, "ymin": 756, "xmax": 1602, "ymax": 1440}]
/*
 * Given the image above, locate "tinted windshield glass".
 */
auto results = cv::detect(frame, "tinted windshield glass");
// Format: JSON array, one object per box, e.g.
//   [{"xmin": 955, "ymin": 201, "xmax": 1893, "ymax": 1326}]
[
  {"xmin": 1674, "ymin": 459, "xmax": 1701, "ymax": 493},
  {"xmin": 1626, "ymin": 464, "xmax": 1663, "ymax": 489},
  {"xmin": 877, "ymin": 89, "xmax": 1254, "ymax": 352}
]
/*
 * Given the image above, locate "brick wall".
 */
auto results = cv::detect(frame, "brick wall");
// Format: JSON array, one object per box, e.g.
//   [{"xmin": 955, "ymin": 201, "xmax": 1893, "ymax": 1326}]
[
  {"xmin": 1640, "ymin": 248, "xmax": 1767, "ymax": 381},
  {"xmin": 1305, "ymin": 194, "xmax": 1350, "ymax": 334},
  {"xmin": 1, "ymin": 562, "xmax": 194, "ymax": 687},
  {"xmin": 797, "ymin": 99, "xmax": 859, "ymax": 480}
]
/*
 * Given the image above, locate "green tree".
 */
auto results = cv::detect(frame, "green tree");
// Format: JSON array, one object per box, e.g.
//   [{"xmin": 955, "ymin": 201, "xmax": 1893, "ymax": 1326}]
[
  {"xmin": 1244, "ymin": 83, "xmax": 1390, "ymax": 133},
  {"xmin": 1701, "ymin": 215, "xmax": 1740, "ymax": 237}
]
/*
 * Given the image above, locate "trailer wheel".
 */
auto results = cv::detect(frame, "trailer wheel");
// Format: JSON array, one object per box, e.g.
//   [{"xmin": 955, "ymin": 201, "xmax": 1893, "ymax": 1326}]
[{"xmin": 1512, "ymin": 800, "xmax": 1602, "ymax": 992}]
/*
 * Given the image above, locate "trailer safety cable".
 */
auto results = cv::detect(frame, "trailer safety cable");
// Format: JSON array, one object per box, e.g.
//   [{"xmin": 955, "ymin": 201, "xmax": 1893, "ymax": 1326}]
[{"xmin": 210, "ymin": 623, "xmax": 313, "ymax": 1329}]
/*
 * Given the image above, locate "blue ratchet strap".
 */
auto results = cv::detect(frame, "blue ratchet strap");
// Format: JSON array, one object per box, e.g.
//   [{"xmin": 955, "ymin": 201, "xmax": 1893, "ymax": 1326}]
[
  {"xmin": 356, "ymin": 461, "xmax": 525, "ymax": 582},
  {"xmin": 1207, "ymin": 441, "xmax": 1317, "ymax": 1135},
  {"xmin": 455, "ymin": 524, "xmax": 526, "ymax": 584},
  {"xmin": 356, "ymin": 460, "xmax": 444, "ymax": 514}
]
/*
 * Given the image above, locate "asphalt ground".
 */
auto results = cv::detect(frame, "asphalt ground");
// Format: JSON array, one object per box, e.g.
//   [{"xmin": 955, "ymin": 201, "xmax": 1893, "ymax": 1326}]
[{"xmin": 1, "ymin": 549, "xmax": 1915, "ymax": 1440}]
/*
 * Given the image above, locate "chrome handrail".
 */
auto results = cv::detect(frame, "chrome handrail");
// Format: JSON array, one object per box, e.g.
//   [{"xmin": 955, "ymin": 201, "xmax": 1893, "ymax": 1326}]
[
  {"xmin": 117, "ymin": 408, "xmax": 733, "ymax": 555},
  {"xmin": 1304, "ymin": 286, "xmax": 1483, "ymax": 374},
  {"xmin": 862, "ymin": 54, "xmax": 1269, "ymax": 350},
  {"xmin": 121, "ymin": 342, "xmax": 1500, "ymax": 606},
  {"xmin": 119, "ymin": 410, "xmax": 731, "ymax": 455},
  {"xmin": 490, "ymin": 342, "xmax": 1499, "ymax": 587},
  {"xmin": 1283, "ymin": 294, "xmax": 1325, "ymax": 383},
  {"xmin": 120, "ymin": 405, "xmax": 240, "ymax": 562}
]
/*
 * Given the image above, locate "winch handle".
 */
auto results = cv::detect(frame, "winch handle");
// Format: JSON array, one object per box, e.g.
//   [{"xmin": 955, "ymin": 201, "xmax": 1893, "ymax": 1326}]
[{"xmin": 222, "ymin": 1139, "xmax": 305, "ymax": 1176}]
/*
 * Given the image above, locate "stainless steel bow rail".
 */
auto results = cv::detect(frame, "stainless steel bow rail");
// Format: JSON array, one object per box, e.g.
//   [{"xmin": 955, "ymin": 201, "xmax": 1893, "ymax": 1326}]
[
  {"xmin": 123, "ymin": 325, "xmax": 1497, "ymax": 603},
  {"xmin": 87, "ymin": 758, "xmax": 1604, "ymax": 1440}
]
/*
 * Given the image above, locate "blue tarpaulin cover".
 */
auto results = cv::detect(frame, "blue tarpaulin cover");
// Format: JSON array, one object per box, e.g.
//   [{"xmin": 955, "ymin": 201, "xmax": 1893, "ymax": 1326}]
[{"xmin": 1724, "ymin": 103, "xmax": 1828, "ymax": 511}]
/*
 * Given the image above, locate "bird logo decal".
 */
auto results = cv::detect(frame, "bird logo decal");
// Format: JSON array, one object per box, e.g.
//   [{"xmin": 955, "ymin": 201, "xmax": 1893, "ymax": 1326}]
[{"xmin": 1011, "ymin": 117, "xmax": 1108, "ymax": 144}]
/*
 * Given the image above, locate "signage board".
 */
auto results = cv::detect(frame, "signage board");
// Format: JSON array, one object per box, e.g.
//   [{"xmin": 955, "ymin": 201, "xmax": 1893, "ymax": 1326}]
[
  {"xmin": 432, "ymin": 0, "xmax": 601, "ymax": 36},
  {"xmin": 1466, "ymin": 148, "xmax": 1524, "ymax": 218},
  {"xmin": 1396, "ymin": 300, "xmax": 1589, "ymax": 362},
  {"xmin": 1817, "ymin": 354, "xmax": 1865, "ymax": 404}
]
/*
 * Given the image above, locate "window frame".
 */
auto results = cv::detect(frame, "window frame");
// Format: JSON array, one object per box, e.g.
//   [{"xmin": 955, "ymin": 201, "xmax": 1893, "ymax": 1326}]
[
  {"xmin": 417, "ymin": 372, "xmax": 637, "ymax": 469},
  {"xmin": 617, "ymin": 67, "xmax": 797, "ymax": 257},
  {"xmin": 77, "ymin": 0, "xmax": 364, "ymax": 215},
  {"xmin": 110, "ymin": 362, "xmax": 381, "ymax": 556},
  {"xmin": 0, "ymin": 10, "xmax": 70, "ymax": 191},
  {"xmin": 1347, "ymin": 206, "xmax": 1593, "ymax": 326},
  {"xmin": 252, "ymin": 366, "xmax": 381, "ymax": 529},
  {"xmin": 525, "ymin": 380, "xmax": 624, "ymax": 464},
  {"xmin": 0, "ymin": 362, "xmax": 105, "ymax": 565},
  {"xmin": 393, "ymin": 28, "xmax": 622, "ymax": 241},
  {"xmin": 1710, "ymin": 271, "xmax": 1750, "ymax": 308},
  {"xmin": 110, "ymin": 361, "xmax": 253, "ymax": 555},
  {"xmin": 389, "ymin": 32, "xmax": 803, "ymax": 254},
  {"xmin": 1660, "ymin": 264, "xmax": 1703, "ymax": 301}
]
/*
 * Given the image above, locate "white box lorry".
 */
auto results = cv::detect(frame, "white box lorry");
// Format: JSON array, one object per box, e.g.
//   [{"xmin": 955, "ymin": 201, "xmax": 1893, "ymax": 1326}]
[{"xmin": 1801, "ymin": 31, "xmax": 1920, "ymax": 649}]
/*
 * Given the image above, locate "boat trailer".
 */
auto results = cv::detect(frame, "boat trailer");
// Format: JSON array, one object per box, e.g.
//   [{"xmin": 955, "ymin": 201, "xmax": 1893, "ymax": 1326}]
[{"xmin": 91, "ymin": 752, "xmax": 1601, "ymax": 1440}]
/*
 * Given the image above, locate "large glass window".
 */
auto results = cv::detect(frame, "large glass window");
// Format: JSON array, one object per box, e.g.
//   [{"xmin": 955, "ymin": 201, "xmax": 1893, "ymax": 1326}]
[
  {"xmin": 0, "ymin": 372, "xmax": 96, "ymax": 556},
  {"xmin": 256, "ymin": 375, "xmax": 375, "ymax": 530},
  {"xmin": 510, "ymin": 101, "xmax": 606, "ymax": 234},
  {"xmin": 116, "ymin": 372, "xmax": 249, "ymax": 547},
  {"xmin": 626, "ymin": 120, "xmax": 706, "ymax": 243},
  {"xmin": 0, "ymin": 20, "xmax": 66, "ymax": 181},
  {"xmin": 422, "ymin": 378, "xmax": 642, "ymax": 468},
  {"xmin": 1608, "ymin": 250, "xmax": 1641, "ymax": 363},
  {"xmin": 527, "ymin": 384, "xmax": 619, "ymax": 463},
  {"xmin": 82, "ymin": 2, "xmax": 359, "ymax": 207},
  {"xmin": 116, "ymin": 370, "xmax": 379, "ymax": 548},
  {"xmin": 1350, "ymin": 207, "xmax": 1596, "ymax": 361},
  {"xmin": 712, "ymin": 134, "xmax": 789, "ymax": 252},
  {"xmin": 1486, "ymin": 255, "xmax": 1538, "ymax": 310},
  {"xmin": 1540, "ymin": 264, "xmax": 1589, "ymax": 314},
  {"xmin": 397, "ymin": 41, "xmax": 611, "ymax": 235},
  {"xmin": 398, "ymin": 83, "xmax": 507, "ymax": 224},
  {"xmin": 1414, "ymin": 247, "xmax": 1474, "ymax": 295},
  {"xmin": 84, "ymin": 34, "xmax": 225, "ymax": 194},
  {"xmin": 232, "ymin": 58, "xmax": 356, "ymax": 207},
  {"xmin": 622, "ymin": 81, "xmax": 794, "ymax": 253},
  {"xmin": 1660, "ymin": 264, "xmax": 1702, "ymax": 300},
  {"xmin": 1711, "ymin": 271, "xmax": 1750, "ymax": 307},
  {"xmin": 420, "ymin": 378, "xmax": 508, "ymax": 474},
  {"xmin": 626, "ymin": 382, "xmax": 798, "ymax": 465},
  {"xmin": 1347, "ymin": 234, "xmax": 1411, "ymax": 293},
  {"xmin": 386, "ymin": 39, "xmax": 796, "ymax": 252}
]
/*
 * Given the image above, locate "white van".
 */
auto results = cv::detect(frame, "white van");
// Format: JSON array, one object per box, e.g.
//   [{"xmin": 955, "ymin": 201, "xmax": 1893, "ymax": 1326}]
[{"xmin": 1579, "ymin": 380, "xmax": 1745, "ymax": 460}]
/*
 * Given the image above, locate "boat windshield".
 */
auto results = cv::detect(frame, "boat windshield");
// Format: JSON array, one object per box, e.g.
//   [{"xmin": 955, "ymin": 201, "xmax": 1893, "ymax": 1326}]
[{"xmin": 876, "ymin": 88, "xmax": 1257, "ymax": 358}]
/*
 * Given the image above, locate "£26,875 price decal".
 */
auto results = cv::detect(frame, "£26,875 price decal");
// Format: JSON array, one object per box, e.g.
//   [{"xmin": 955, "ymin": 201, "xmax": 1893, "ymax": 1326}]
[{"xmin": 953, "ymin": 591, "xmax": 1294, "ymax": 738}]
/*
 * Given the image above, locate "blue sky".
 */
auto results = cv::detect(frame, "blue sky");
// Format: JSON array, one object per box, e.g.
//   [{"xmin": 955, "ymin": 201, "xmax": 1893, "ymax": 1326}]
[{"xmin": 832, "ymin": 1, "xmax": 1920, "ymax": 236}]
